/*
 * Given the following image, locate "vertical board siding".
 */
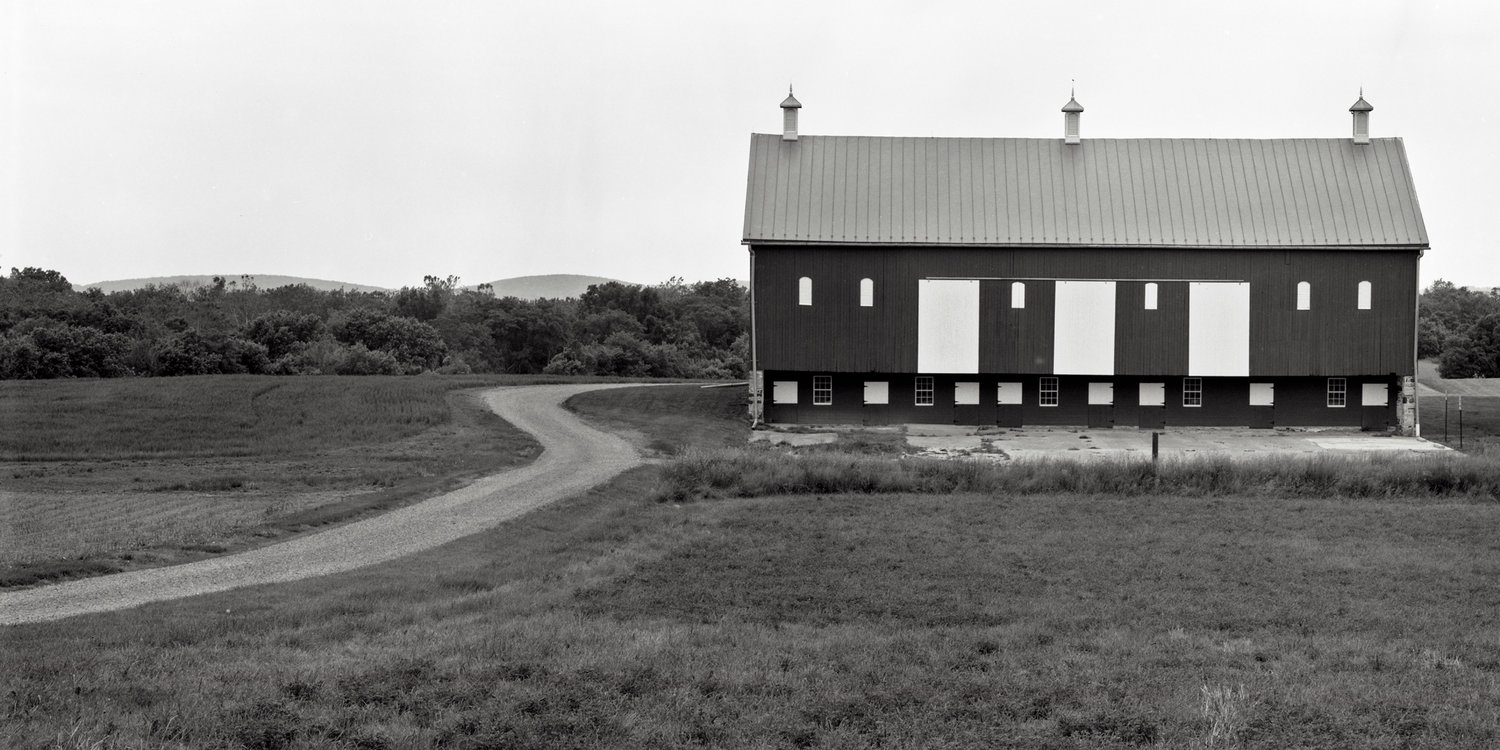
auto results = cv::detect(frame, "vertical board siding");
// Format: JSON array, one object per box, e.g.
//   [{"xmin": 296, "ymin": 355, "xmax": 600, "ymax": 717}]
[
  {"xmin": 981, "ymin": 279, "xmax": 1056, "ymax": 374},
  {"xmin": 760, "ymin": 372, "xmax": 1397, "ymax": 428},
  {"xmin": 753, "ymin": 246, "xmax": 1416, "ymax": 378},
  {"xmin": 1114, "ymin": 281, "xmax": 1189, "ymax": 375}
]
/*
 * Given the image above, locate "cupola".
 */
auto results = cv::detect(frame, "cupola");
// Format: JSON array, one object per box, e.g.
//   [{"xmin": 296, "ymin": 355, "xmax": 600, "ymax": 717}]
[
  {"xmin": 1350, "ymin": 92, "xmax": 1373, "ymax": 145},
  {"xmin": 781, "ymin": 87, "xmax": 802, "ymax": 142},
  {"xmin": 1062, "ymin": 92, "xmax": 1084, "ymax": 145}
]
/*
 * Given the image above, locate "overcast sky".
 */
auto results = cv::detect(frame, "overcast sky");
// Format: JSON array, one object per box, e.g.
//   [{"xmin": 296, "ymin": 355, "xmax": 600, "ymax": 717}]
[{"xmin": 4, "ymin": 0, "xmax": 1497, "ymax": 290}]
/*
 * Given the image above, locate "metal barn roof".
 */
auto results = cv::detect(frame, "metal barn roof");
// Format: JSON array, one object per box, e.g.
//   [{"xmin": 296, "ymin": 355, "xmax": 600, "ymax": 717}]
[{"xmin": 742, "ymin": 134, "xmax": 1428, "ymax": 248}]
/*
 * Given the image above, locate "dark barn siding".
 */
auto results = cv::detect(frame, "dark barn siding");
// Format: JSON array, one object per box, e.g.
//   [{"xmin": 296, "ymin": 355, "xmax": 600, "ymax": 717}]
[
  {"xmin": 754, "ymin": 245, "xmax": 1417, "ymax": 378},
  {"xmin": 762, "ymin": 371, "xmax": 1396, "ymax": 428},
  {"xmin": 1114, "ymin": 280, "xmax": 1189, "ymax": 375},
  {"xmin": 980, "ymin": 279, "xmax": 1055, "ymax": 373}
]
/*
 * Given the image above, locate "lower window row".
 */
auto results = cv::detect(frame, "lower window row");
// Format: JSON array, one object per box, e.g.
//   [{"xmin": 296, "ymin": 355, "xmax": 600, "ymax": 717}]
[{"xmin": 771, "ymin": 377, "xmax": 1381, "ymax": 408}]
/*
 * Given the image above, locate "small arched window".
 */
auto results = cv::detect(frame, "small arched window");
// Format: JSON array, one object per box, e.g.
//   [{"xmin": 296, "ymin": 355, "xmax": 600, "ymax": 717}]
[
  {"xmin": 1357, "ymin": 281, "xmax": 1372, "ymax": 310},
  {"xmin": 859, "ymin": 278, "xmax": 874, "ymax": 307},
  {"xmin": 1144, "ymin": 282, "xmax": 1158, "ymax": 310},
  {"xmin": 1296, "ymin": 281, "xmax": 1311, "ymax": 311},
  {"xmin": 1011, "ymin": 281, "xmax": 1026, "ymax": 309},
  {"xmin": 798, "ymin": 276, "xmax": 812, "ymax": 306}
]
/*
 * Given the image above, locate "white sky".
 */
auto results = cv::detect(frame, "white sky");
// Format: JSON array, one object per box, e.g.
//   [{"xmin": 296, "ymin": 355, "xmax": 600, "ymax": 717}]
[{"xmin": 3, "ymin": 0, "xmax": 1497, "ymax": 289}]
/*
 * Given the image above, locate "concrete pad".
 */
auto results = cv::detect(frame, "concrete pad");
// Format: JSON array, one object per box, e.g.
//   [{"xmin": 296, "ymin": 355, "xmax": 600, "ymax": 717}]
[
  {"xmin": 1309, "ymin": 436, "xmax": 1450, "ymax": 452},
  {"xmin": 906, "ymin": 434, "xmax": 984, "ymax": 451},
  {"xmin": 941, "ymin": 426, "xmax": 1452, "ymax": 461},
  {"xmin": 906, "ymin": 424, "xmax": 979, "ymax": 437},
  {"xmin": 748, "ymin": 431, "xmax": 838, "ymax": 447}
]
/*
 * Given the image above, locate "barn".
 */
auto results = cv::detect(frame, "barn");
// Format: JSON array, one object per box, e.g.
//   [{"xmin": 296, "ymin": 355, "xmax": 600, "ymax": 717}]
[{"xmin": 741, "ymin": 91, "xmax": 1428, "ymax": 433}]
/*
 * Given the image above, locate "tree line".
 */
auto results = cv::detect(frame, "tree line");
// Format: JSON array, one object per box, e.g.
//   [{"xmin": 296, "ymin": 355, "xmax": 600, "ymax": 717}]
[
  {"xmin": 0, "ymin": 268, "xmax": 748, "ymax": 379},
  {"xmin": 1420, "ymin": 279, "xmax": 1500, "ymax": 379}
]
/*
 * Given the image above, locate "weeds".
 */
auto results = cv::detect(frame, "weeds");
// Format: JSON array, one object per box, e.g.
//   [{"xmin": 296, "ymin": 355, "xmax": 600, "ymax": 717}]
[
  {"xmin": 1200, "ymin": 683, "xmax": 1252, "ymax": 749},
  {"xmin": 656, "ymin": 447, "xmax": 1500, "ymax": 502}
]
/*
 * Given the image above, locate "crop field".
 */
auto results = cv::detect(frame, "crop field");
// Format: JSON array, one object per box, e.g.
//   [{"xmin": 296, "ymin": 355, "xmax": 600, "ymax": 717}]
[
  {"xmin": 3, "ymin": 383, "xmax": 1499, "ymax": 748},
  {"xmin": 0, "ymin": 375, "xmax": 580, "ymax": 584}
]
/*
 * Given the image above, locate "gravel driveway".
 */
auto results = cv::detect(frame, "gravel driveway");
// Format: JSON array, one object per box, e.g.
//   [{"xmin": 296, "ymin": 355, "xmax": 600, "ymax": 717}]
[{"xmin": 0, "ymin": 383, "xmax": 647, "ymax": 626}]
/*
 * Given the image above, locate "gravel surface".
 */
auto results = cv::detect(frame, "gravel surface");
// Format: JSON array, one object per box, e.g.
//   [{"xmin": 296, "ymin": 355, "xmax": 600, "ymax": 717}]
[{"xmin": 0, "ymin": 383, "xmax": 647, "ymax": 626}]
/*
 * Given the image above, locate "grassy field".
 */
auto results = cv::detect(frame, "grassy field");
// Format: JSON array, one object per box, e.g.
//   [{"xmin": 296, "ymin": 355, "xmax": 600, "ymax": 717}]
[
  {"xmin": 1417, "ymin": 358, "xmax": 1500, "ymax": 452},
  {"xmin": 3, "ymin": 382, "xmax": 1499, "ymax": 748},
  {"xmin": 0, "ymin": 375, "xmax": 593, "ymax": 585}
]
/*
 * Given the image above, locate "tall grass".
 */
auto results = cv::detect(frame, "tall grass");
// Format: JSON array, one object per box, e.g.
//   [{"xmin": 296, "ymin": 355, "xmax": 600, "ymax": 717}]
[{"xmin": 657, "ymin": 447, "xmax": 1500, "ymax": 502}]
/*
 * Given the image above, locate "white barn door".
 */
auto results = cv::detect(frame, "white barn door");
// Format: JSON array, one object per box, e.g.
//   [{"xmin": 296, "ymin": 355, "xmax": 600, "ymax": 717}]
[
  {"xmin": 1053, "ymin": 281, "xmax": 1116, "ymax": 375},
  {"xmin": 1188, "ymin": 282, "xmax": 1250, "ymax": 377},
  {"xmin": 917, "ymin": 279, "xmax": 980, "ymax": 373}
]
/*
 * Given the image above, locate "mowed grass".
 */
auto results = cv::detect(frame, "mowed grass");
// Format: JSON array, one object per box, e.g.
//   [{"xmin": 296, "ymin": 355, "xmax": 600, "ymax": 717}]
[
  {"xmin": 565, "ymin": 382, "xmax": 750, "ymax": 455},
  {"xmin": 3, "ymin": 385, "xmax": 1499, "ymax": 748},
  {"xmin": 0, "ymin": 375, "xmax": 595, "ymax": 584},
  {"xmin": 3, "ymin": 375, "xmax": 511, "ymax": 460}
]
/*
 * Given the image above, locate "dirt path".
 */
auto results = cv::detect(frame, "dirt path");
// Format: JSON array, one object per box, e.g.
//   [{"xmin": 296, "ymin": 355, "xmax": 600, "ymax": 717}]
[{"xmin": 0, "ymin": 383, "xmax": 647, "ymax": 626}]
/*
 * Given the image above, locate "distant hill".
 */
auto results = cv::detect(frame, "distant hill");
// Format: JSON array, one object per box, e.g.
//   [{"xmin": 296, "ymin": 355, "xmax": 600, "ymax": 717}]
[
  {"xmin": 74, "ymin": 273, "xmax": 648, "ymax": 299},
  {"xmin": 478, "ymin": 274, "xmax": 635, "ymax": 300},
  {"xmin": 75, "ymin": 275, "xmax": 389, "ymax": 293}
]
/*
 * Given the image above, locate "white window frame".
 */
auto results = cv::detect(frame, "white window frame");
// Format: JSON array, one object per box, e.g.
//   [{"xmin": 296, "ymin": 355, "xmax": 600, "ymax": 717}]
[
  {"xmin": 915, "ymin": 376, "xmax": 935, "ymax": 406},
  {"xmin": 1011, "ymin": 281, "xmax": 1026, "ymax": 309},
  {"xmin": 1039, "ymin": 376, "xmax": 1059, "ymax": 407},
  {"xmin": 859, "ymin": 278, "xmax": 874, "ymax": 307},
  {"xmin": 1144, "ymin": 282, "xmax": 1158, "ymax": 310},
  {"xmin": 1183, "ymin": 377, "xmax": 1203, "ymax": 407},
  {"xmin": 813, "ymin": 375, "xmax": 832, "ymax": 406},
  {"xmin": 1357, "ymin": 280, "xmax": 1372, "ymax": 310},
  {"xmin": 798, "ymin": 276, "xmax": 812, "ymax": 306},
  {"xmin": 1296, "ymin": 281, "xmax": 1311, "ymax": 311},
  {"xmin": 1327, "ymin": 378, "xmax": 1347, "ymax": 408}
]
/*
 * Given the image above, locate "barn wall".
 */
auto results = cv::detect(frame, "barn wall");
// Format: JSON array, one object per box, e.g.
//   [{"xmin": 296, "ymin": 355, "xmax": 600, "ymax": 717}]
[
  {"xmin": 761, "ymin": 370, "xmax": 1398, "ymax": 428},
  {"xmin": 753, "ymin": 245, "xmax": 1417, "ymax": 377}
]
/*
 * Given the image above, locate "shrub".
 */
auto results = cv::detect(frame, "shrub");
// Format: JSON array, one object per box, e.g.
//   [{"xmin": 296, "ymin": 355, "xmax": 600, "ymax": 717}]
[
  {"xmin": 330, "ymin": 309, "xmax": 445, "ymax": 371},
  {"xmin": 151, "ymin": 330, "xmax": 269, "ymax": 375},
  {"xmin": 241, "ymin": 310, "xmax": 326, "ymax": 361},
  {"xmin": 334, "ymin": 344, "xmax": 401, "ymax": 375},
  {"xmin": 0, "ymin": 319, "xmax": 134, "ymax": 378}
]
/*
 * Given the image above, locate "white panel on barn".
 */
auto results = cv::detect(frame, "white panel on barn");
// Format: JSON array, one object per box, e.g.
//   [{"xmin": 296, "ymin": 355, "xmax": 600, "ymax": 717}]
[
  {"xmin": 1362, "ymin": 383, "xmax": 1388, "ymax": 406},
  {"xmin": 1188, "ymin": 282, "xmax": 1250, "ymax": 377},
  {"xmin": 1250, "ymin": 383, "xmax": 1275, "ymax": 406},
  {"xmin": 955, "ymin": 382, "xmax": 980, "ymax": 405},
  {"xmin": 997, "ymin": 382, "xmax": 1023, "ymax": 405},
  {"xmin": 864, "ymin": 381, "xmax": 889, "ymax": 405},
  {"xmin": 917, "ymin": 279, "xmax": 980, "ymax": 373},
  {"xmin": 1052, "ymin": 281, "xmax": 1116, "ymax": 375},
  {"xmin": 1139, "ymin": 382, "xmax": 1165, "ymax": 407},
  {"xmin": 772, "ymin": 381, "xmax": 798, "ymax": 404},
  {"xmin": 1088, "ymin": 382, "xmax": 1114, "ymax": 405}
]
